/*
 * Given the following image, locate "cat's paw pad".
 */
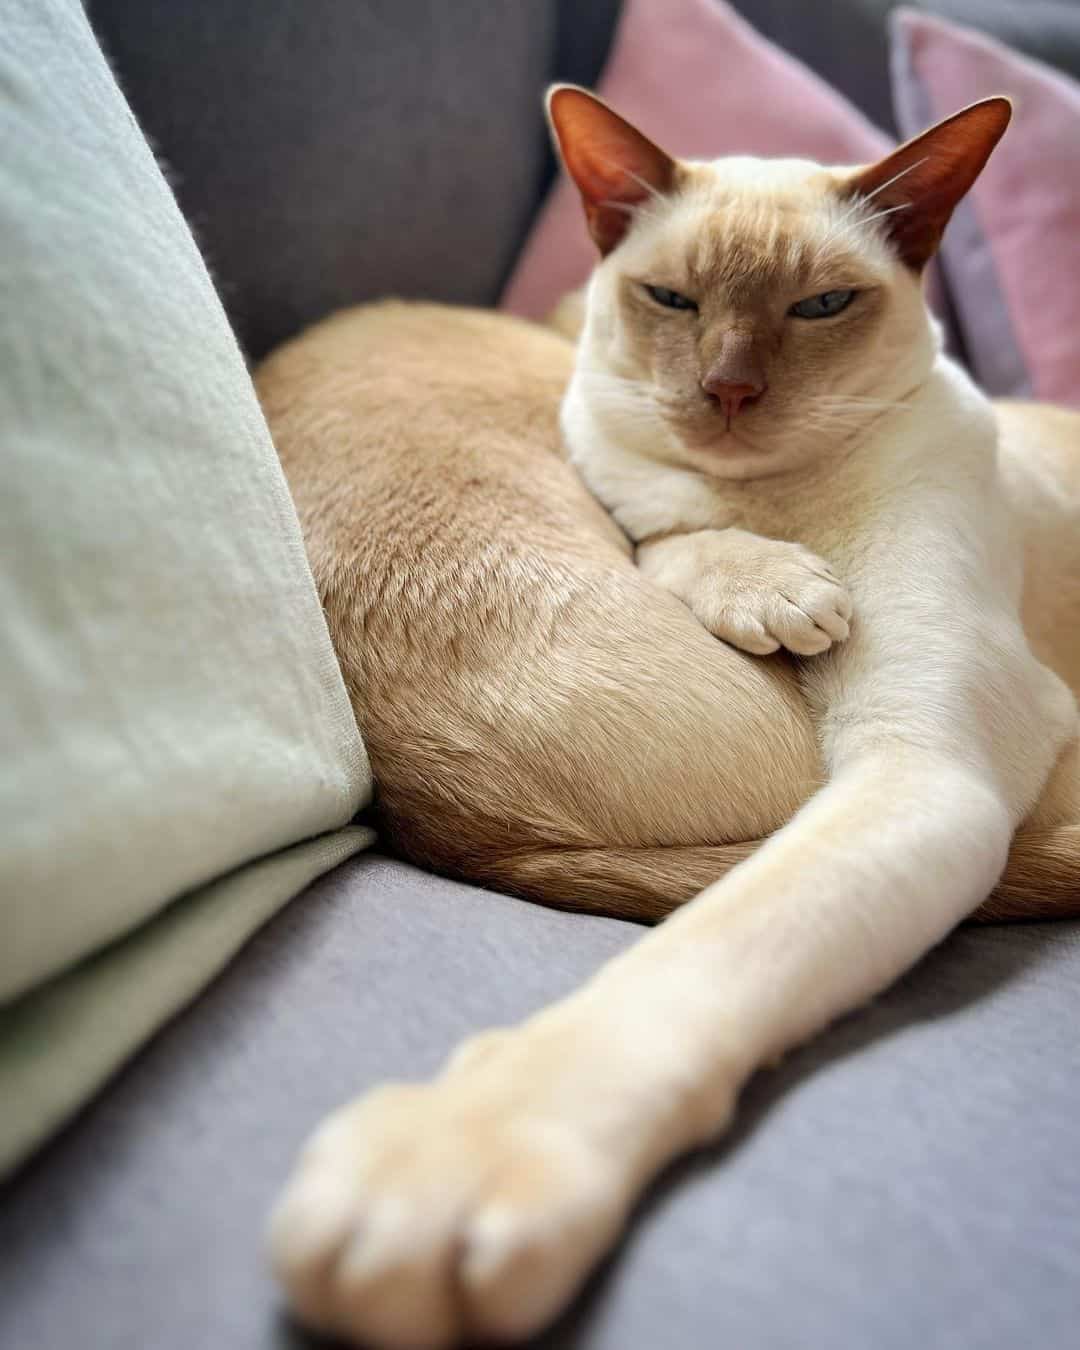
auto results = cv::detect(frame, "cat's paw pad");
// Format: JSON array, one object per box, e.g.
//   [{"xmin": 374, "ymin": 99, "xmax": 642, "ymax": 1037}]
[
  {"xmin": 268, "ymin": 1057, "xmax": 625, "ymax": 1348},
  {"xmin": 697, "ymin": 544, "xmax": 852, "ymax": 657}
]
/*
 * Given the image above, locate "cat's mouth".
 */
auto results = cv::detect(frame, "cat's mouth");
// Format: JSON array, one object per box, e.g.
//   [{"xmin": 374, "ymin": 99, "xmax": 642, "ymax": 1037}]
[
  {"xmin": 674, "ymin": 424, "xmax": 767, "ymax": 462},
  {"xmin": 666, "ymin": 394, "xmax": 771, "ymax": 453}
]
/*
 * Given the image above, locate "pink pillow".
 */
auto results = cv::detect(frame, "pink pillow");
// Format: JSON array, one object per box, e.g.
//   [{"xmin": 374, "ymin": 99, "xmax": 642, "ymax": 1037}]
[
  {"xmin": 891, "ymin": 9, "xmax": 1080, "ymax": 407},
  {"xmin": 500, "ymin": 0, "xmax": 889, "ymax": 321}
]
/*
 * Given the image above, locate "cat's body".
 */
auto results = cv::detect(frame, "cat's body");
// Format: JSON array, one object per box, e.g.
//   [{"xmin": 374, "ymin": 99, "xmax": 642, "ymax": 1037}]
[
  {"xmin": 260, "ymin": 93, "xmax": 1080, "ymax": 1350},
  {"xmin": 566, "ymin": 288, "xmax": 1079, "ymax": 830},
  {"xmin": 554, "ymin": 88, "xmax": 1080, "ymax": 941}
]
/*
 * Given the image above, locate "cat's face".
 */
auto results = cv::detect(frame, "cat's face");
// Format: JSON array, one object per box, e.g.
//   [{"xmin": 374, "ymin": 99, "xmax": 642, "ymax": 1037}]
[
  {"xmin": 584, "ymin": 158, "xmax": 931, "ymax": 476},
  {"xmin": 550, "ymin": 89, "xmax": 1010, "ymax": 480}
]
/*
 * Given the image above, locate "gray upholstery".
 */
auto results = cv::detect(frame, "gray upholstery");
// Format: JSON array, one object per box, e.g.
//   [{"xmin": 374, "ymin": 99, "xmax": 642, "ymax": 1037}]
[
  {"xmin": 737, "ymin": 1, "xmax": 1080, "ymax": 135},
  {"xmin": 1, "ymin": 856, "xmax": 1078, "ymax": 1349},
  {"xmin": 87, "ymin": 0, "xmax": 1080, "ymax": 359},
  {"xmin": 8, "ymin": 3, "xmax": 1080, "ymax": 1346},
  {"xmin": 87, "ymin": 0, "xmax": 619, "ymax": 360}
]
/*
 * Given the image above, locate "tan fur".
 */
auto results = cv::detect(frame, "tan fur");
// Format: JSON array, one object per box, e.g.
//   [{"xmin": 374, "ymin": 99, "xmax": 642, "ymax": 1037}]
[
  {"xmin": 260, "ymin": 98, "xmax": 1080, "ymax": 1348},
  {"xmin": 256, "ymin": 300, "xmax": 1080, "ymax": 924}
]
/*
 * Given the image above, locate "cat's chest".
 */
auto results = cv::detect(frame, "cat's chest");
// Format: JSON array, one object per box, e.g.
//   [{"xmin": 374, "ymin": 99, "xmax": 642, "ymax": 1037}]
[
  {"xmin": 571, "ymin": 438, "xmax": 722, "ymax": 541},
  {"xmin": 580, "ymin": 439, "xmax": 858, "ymax": 557}
]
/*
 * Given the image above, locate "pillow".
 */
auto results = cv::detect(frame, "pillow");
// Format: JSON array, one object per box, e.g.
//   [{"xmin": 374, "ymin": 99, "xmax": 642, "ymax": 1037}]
[
  {"xmin": 891, "ymin": 8, "xmax": 1080, "ymax": 407},
  {"xmin": 500, "ymin": 0, "xmax": 889, "ymax": 321},
  {"xmin": 0, "ymin": 0, "xmax": 372, "ymax": 1172}
]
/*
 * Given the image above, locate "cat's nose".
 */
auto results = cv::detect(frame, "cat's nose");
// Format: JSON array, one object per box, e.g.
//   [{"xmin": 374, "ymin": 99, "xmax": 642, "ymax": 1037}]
[{"xmin": 700, "ymin": 376, "xmax": 765, "ymax": 420}]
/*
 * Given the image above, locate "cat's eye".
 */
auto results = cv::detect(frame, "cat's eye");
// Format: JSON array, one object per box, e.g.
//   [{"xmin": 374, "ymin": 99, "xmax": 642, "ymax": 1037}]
[
  {"xmin": 643, "ymin": 284, "xmax": 698, "ymax": 312},
  {"xmin": 788, "ymin": 289, "xmax": 856, "ymax": 320}
]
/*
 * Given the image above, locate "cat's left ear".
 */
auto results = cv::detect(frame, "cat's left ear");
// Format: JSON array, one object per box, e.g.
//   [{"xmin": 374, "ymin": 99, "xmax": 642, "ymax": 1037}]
[
  {"xmin": 546, "ymin": 85, "xmax": 676, "ymax": 256},
  {"xmin": 844, "ymin": 97, "xmax": 1011, "ymax": 270}
]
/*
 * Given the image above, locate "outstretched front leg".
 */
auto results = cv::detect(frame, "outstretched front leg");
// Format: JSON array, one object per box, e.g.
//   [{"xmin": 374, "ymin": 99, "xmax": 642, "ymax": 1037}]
[
  {"xmin": 268, "ymin": 541, "xmax": 1076, "ymax": 1350},
  {"xmin": 264, "ymin": 749, "xmax": 1026, "ymax": 1350},
  {"xmin": 637, "ymin": 528, "xmax": 853, "ymax": 656}
]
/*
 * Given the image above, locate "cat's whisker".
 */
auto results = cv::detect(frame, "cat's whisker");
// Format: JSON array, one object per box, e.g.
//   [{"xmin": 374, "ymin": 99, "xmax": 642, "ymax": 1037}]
[
  {"xmin": 620, "ymin": 166, "xmax": 670, "ymax": 204},
  {"xmin": 809, "ymin": 396, "xmax": 911, "ymax": 411},
  {"xmin": 820, "ymin": 161, "xmax": 924, "ymax": 250},
  {"xmin": 576, "ymin": 369, "xmax": 659, "ymax": 395},
  {"xmin": 577, "ymin": 372, "xmax": 653, "ymax": 394},
  {"xmin": 598, "ymin": 200, "xmax": 639, "ymax": 218},
  {"xmin": 856, "ymin": 202, "xmax": 914, "ymax": 231},
  {"xmin": 856, "ymin": 154, "xmax": 930, "ymax": 207},
  {"xmin": 591, "ymin": 154, "xmax": 671, "ymax": 206},
  {"xmin": 825, "ymin": 155, "xmax": 928, "ymax": 240}
]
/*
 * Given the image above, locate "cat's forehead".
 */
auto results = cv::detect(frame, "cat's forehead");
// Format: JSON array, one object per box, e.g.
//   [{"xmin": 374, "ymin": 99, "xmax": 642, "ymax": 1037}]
[{"xmin": 622, "ymin": 155, "xmax": 893, "ymax": 295}]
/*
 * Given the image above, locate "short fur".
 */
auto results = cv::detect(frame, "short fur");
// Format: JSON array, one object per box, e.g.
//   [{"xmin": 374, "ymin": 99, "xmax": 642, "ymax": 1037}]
[
  {"xmin": 258, "ymin": 98, "xmax": 1080, "ymax": 1350},
  {"xmin": 259, "ymin": 306, "xmax": 1080, "ymax": 928}
]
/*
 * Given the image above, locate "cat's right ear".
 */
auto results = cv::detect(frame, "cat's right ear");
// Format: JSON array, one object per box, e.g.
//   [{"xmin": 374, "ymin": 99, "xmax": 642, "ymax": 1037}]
[{"xmin": 546, "ymin": 86, "xmax": 676, "ymax": 256}]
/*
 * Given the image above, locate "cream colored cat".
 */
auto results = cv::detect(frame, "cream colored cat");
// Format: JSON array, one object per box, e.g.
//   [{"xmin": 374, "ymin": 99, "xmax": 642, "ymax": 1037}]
[
  {"xmin": 553, "ymin": 88, "xmax": 1079, "ymax": 873},
  {"xmin": 258, "ymin": 92, "xmax": 1080, "ymax": 1350}
]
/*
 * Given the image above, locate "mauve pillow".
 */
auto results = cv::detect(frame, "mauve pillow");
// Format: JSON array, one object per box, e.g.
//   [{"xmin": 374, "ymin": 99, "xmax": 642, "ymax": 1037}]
[
  {"xmin": 500, "ymin": 0, "xmax": 889, "ymax": 321},
  {"xmin": 891, "ymin": 8, "xmax": 1080, "ymax": 407}
]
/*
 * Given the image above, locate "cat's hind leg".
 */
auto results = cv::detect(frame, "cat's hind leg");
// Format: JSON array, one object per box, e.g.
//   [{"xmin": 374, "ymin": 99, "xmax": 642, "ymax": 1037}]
[
  {"xmin": 982, "ymin": 730, "xmax": 1080, "ymax": 920},
  {"xmin": 475, "ymin": 836, "xmax": 1080, "ymax": 925}
]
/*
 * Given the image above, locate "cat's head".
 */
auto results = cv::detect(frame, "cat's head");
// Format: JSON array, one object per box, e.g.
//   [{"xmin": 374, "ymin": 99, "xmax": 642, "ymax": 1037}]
[{"xmin": 549, "ymin": 87, "xmax": 1010, "ymax": 479}]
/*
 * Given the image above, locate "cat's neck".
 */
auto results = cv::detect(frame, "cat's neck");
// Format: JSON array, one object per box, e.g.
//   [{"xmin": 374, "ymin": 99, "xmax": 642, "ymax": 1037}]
[{"xmin": 563, "ymin": 343, "xmax": 996, "ymax": 554}]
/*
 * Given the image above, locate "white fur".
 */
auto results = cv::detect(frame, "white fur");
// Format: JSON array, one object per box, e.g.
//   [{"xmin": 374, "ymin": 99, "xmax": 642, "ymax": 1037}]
[
  {"xmin": 265, "ymin": 147, "xmax": 1079, "ymax": 1349},
  {"xmin": 563, "ymin": 233, "xmax": 1077, "ymax": 1078}
]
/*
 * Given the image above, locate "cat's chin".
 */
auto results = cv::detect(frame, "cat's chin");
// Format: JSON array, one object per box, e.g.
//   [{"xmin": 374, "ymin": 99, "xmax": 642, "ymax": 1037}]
[{"xmin": 671, "ymin": 426, "xmax": 800, "ymax": 480}]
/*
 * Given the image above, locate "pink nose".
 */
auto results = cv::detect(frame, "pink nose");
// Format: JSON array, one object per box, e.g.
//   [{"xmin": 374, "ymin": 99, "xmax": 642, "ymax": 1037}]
[{"xmin": 700, "ymin": 377, "xmax": 766, "ymax": 421}]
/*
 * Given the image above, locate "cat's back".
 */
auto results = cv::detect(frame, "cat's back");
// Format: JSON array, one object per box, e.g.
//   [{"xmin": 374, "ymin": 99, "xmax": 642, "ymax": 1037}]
[
  {"xmin": 256, "ymin": 300, "xmax": 630, "ymax": 575},
  {"xmin": 994, "ymin": 398, "xmax": 1080, "ymax": 689},
  {"xmin": 255, "ymin": 301, "xmax": 815, "ymax": 878},
  {"xmin": 995, "ymin": 399, "xmax": 1080, "ymax": 497}
]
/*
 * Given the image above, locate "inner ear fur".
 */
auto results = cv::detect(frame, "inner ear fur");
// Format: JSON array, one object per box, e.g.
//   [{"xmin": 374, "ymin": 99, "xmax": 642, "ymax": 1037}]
[
  {"xmin": 843, "ymin": 97, "xmax": 1011, "ymax": 270},
  {"xmin": 546, "ymin": 84, "xmax": 677, "ymax": 256}
]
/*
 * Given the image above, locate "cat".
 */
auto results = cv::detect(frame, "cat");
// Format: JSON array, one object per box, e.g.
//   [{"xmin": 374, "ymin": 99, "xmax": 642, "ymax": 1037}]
[{"xmin": 255, "ymin": 96, "xmax": 1080, "ymax": 1349}]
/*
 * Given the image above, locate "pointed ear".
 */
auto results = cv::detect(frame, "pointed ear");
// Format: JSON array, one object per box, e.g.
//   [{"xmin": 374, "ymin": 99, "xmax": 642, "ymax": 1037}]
[
  {"xmin": 843, "ymin": 97, "xmax": 1011, "ymax": 270},
  {"xmin": 546, "ymin": 85, "xmax": 676, "ymax": 256}
]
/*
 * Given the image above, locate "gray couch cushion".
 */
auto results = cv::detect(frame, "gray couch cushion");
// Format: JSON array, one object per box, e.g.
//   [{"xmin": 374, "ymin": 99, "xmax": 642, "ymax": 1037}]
[
  {"xmin": 85, "ymin": 0, "xmax": 1080, "ymax": 361},
  {"xmin": 2, "ymin": 855, "xmax": 1077, "ymax": 1348},
  {"xmin": 86, "ymin": 0, "xmax": 619, "ymax": 360},
  {"xmin": 737, "ymin": 2, "xmax": 1080, "ymax": 136}
]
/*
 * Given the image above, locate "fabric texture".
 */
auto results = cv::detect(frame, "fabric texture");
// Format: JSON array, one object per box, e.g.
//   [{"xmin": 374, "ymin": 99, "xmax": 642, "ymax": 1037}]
[
  {"xmin": 1, "ymin": 855, "xmax": 1078, "ymax": 1350},
  {"xmin": 0, "ymin": 0, "xmax": 371, "ymax": 1171},
  {"xmin": 0, "ymin": 827, "xmax": 372, "ymax": 1177},
  {"xmin": 500, "ymin": 0, "xmax": 891, "ymax": 323},
  {"xmin": 891, "ymin": 8, "xmax": 1080, "ymax": 407},
  {"xmin": 86, "ymin": 0, "xmax": 568, "ymax": 360},
  {"xmin": 82, "ymin": 1, "xmax": 1080, "ymax": 357},
  {"xmin": 733, "ymin": 1, "xmax": 1080, "ymax": 136}
]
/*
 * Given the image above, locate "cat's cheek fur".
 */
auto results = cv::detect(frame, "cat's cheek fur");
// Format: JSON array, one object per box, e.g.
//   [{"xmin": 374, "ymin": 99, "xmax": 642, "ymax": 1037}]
[{"xmin": 609, "ymin": 166, "xmax": 938, "ymax": 463}]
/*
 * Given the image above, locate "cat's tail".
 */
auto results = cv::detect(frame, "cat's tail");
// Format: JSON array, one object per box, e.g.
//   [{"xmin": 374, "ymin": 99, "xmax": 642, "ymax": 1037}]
[
  {"xmin": 476, "ymin": 828, "xmax": 1080, "ymax": 926},
  {"xmin": 979, "ymin": 824, "xmax": 1080, "ymax": 920}
]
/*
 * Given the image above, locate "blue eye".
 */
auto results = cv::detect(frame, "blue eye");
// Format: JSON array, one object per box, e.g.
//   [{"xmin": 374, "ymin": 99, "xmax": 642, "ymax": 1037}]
[
  {"xmin": 789, "ymin": 289, "xmax": 856, "ymax": 319},
  {"xmin": 644, "ymin": 284, "xmax": 698, "ymax": 311}
]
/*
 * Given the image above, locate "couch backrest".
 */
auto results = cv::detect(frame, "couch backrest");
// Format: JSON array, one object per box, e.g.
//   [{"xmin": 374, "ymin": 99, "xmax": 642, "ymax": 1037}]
[
  {"xmin": 88, "ymin": 0, "xmax": 619, "ymax": 359},
  {"xmin": 88, "ymin": 0, "xmax": 1080, "ymax": 359}
]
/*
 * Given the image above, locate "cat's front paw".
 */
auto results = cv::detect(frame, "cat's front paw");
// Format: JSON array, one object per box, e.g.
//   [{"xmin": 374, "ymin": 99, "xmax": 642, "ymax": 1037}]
[
  {"xmin": 639, "ymin": 530, "xmax": 853, "ymax": 657},
  {"xmin": 267, "ymin": 1026, "xmax": 632, "ymax": 1349},
  {"xmin": 702, "ymin": 542, "xmax": 853, "ymax": 656}
]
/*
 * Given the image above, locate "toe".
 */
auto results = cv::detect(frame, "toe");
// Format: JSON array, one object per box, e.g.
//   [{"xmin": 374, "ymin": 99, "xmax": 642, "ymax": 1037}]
[
  {"xmin": 460, "ymin": 1140, "xmax": 622, "ymax": 1342},
  {"xmin": 809, "ymin": 599, "xmax": 850, "ymax": 642},
  {"xmin": 334, "ymin": 1197, "xmax": 460, "ymax": 1350},
  {"xmin": 721, "ymin": 614, "xmax": 781, "ymax": 655},
  {"xmin": 771, "ymin": 601, "xmax": 833, "ymax": 655},
  {"xmin": 267, "ymin": 1171, "xmax": 359, "ymax": 1335}
]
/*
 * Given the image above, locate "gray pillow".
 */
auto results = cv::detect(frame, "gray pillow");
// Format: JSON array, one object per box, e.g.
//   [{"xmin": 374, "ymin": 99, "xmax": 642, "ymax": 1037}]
[{"xmin": 0, "ymin": 0, "xmax": 372, "ymax": 1174}]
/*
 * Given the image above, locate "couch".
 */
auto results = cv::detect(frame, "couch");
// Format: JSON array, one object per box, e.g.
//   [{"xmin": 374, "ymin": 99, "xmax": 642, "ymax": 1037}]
[{"xmin": 2, "ymin": 2, "xmax": 1079, "ymax": 1347}]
